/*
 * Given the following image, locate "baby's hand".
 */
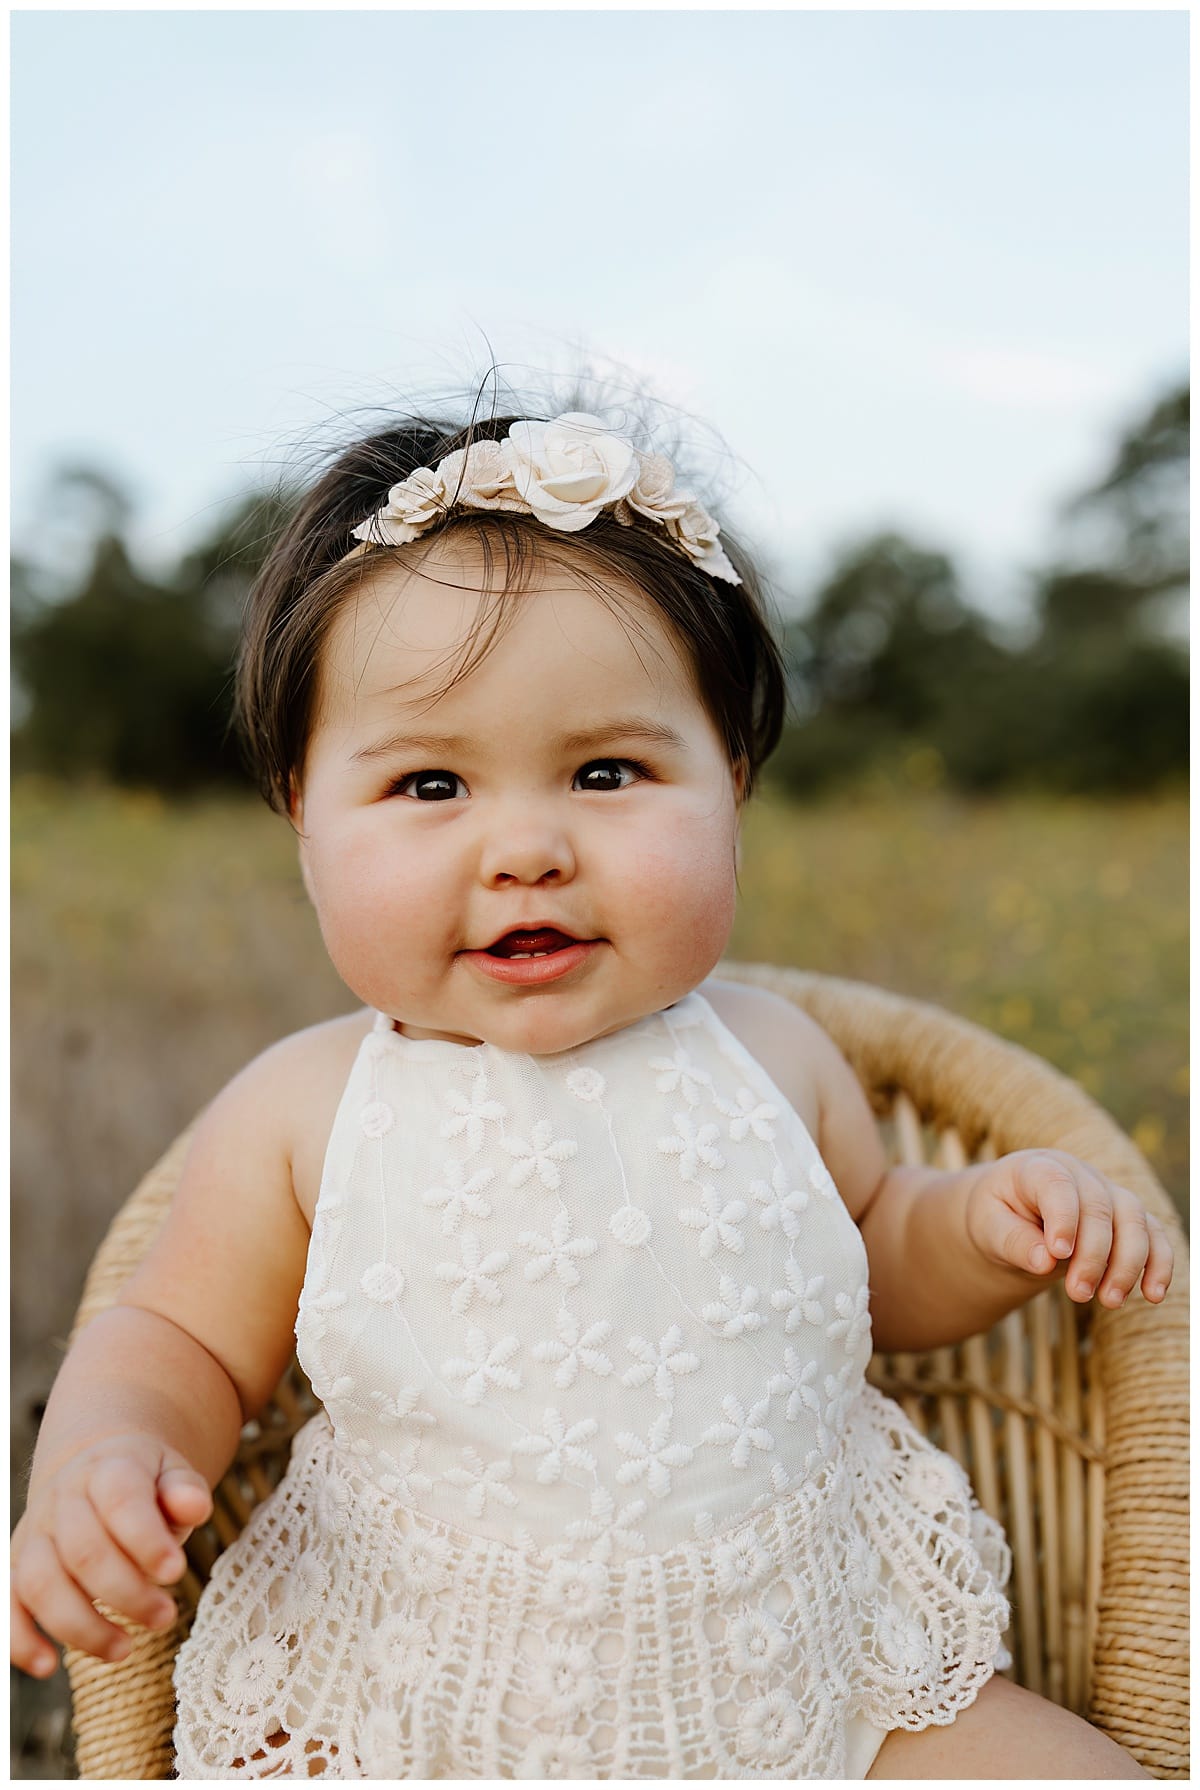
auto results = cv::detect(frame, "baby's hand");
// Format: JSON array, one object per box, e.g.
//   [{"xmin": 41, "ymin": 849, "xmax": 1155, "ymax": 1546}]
[
  {"xmin": 966, "ymin": 1149, "xmax": 1175, "ymax": 1308},
  {"xmin": 10, "ymin": 1433, "xmax": 212, "ymax": 1676}
]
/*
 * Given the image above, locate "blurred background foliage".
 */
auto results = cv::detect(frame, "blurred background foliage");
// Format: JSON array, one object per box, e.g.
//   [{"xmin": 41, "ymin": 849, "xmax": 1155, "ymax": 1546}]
[{"xmin": 11, "ymin": 384, "xmax": 1188, "ymax": 799}]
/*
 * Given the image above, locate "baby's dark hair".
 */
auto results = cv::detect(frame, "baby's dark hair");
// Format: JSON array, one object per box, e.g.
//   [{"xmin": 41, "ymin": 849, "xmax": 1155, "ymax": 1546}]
[{"xmin": 236, "ymin": 404, "xmax": 787, "ymax": 815}]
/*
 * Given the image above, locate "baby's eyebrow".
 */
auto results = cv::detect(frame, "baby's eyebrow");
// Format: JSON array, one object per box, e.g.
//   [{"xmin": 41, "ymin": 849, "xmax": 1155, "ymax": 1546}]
[
  {"xmin": 558, "ymin": 719, "xmax": 687, "ymax": 754},
  {"xmin": 352, "ymin": 718, "xmax": 687, "ymax": 763}
]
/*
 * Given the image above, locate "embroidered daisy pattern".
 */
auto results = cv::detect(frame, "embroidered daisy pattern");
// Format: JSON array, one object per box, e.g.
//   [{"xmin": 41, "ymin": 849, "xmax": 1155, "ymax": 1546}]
[
  {"xmin": 621, "ymin": 1326, "xmax": 701, "ymax": 1401},
  {"xmin": 701, "ymin": 1394, "xmax": 776, "ymax": 1470},
  {"xmin": 648, "ymin": 1049, "xmax": 712, "ymax": 1109},
  {"xmin": 440, "ymin": 1074, "xmax": 506, "ymax": 1152},
  {"xmin": 615, "ymin": 1412, "xmax": 695, "ymax": 1498},
  {"xmin": 561, "ymin": 1487, "xmax": 648, "ymax": 1560},
  {"xmin": 532, "ymin": 1309, "xmax": 613, "ymax": 1388},
  {"xmin": 435, "ymin": 1232, "xmax": 511, "ymax": 1314},
  {"xmin": 518, "ymin": 1210, "xmax": 597, "ymax": 1286},
  {"xmin": 750, "ymin": 1164, "xmax": 809, "ymax": 1238},
  {"xmin": 716, "ymin": 1086, "xmax": 778, "ymax": 1142},
  {"xmin": 702, "ymin": 1275, "xmax": 767, "ymax": 1338},
  {"xmin": 657, "ymin": 1112, "xmax": 726, "ymax": 1182},
  {"xmin": 767, "ymin": 1348, "xmax": 822, "ymax": 1423},
  {"xmin": 442, "ymin": 1447, "xmax": 519, "ymax": 1516},
  {"xmin": 771, "ymin": 1262, "xmax": 827, "ymax": 1332},
  {"xmin": 826, "ymin": 1285, "xmax": 872, "ymax": 1356},
  {"xmin": 512, "ymin": 1409, "xmax": 599, "ymax": 1484},
  {"xmin": 502, "ymin": 1119, "xmax": 578, "ymax": 1190},
  {"xmin": 421, "ymin": 1159, "xmax": 495, "ymax": 1234},
  {"xmin": 442, "ymin": 1328, "xmax": 522, "ymax": 1405},
  {"xmin": 365, "ymin": 1386, "xmax": 435, "ymax": 1433},
  {"xmin": 677, "ymin": 1186, "xmax": 748, "ymax": 1258},
  {"xmin": 278, "ymin": 993, "xmax": 931, "ymax": 1782},
  {"xmin": 374, "ymin": 1440, "xmax": 435, "ymax": 1501}
]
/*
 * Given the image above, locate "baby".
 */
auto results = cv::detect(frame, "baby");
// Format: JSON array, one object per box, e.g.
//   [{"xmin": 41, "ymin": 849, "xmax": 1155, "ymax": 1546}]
[{"xmin": 12, "ymin": 405, "xmax": 1171, "ymax": 1778}]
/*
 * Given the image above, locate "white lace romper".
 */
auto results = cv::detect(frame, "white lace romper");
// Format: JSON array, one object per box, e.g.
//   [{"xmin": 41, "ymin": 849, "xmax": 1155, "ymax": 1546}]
[{"xmin": 174, "ymin": 991, "xmax": 1011, "ymax": 1779}]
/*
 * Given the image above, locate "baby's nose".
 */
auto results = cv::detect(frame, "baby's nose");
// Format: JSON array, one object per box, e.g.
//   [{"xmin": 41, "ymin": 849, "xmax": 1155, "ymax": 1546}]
[{"xmin": 479, "ymin": 821, "xmax": 576, "ymax": 888}]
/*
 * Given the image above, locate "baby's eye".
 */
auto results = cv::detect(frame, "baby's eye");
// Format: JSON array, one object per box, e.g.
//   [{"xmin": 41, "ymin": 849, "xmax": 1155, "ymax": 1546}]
[
  {"xmin": 393, "ymin": 770, "xmax": 467, "ymax": 801},
  {"xmin": 572, "ymin": 759, "xmax": 648, "ymax": 793}
]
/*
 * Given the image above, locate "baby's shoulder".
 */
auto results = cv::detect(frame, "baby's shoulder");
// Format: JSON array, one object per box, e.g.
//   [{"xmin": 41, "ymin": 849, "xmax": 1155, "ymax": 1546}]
[
  {"xmin": 202, "ymin": 1009, "xmax": 375, "ymax": 1225},
  {"xmin": 699, "ymin": 975, "xmax": 839, "ymax": 1139}
]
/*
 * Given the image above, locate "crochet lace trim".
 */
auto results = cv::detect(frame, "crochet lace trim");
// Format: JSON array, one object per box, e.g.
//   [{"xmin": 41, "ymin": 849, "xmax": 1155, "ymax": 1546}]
[{"xmin": 174, "ymin": 1388, "xmax": 1010, "ymax": 1779}]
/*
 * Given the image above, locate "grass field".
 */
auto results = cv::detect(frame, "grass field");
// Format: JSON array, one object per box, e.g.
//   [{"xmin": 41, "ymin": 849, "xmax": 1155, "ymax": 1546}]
[{"xmin": 9, "ymin": 774, "xmax": 1188, "ymax": 1774}]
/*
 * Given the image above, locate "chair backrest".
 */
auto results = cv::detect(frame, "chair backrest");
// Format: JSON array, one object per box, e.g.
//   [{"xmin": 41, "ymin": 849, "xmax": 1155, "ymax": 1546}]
[{"xmin": 64, "ymin": 966, "xmax": 1189, "ymax": 1779}]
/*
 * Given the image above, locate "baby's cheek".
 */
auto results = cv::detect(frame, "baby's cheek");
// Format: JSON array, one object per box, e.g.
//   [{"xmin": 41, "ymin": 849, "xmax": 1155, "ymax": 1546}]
[
  {"xmin": 309, "ymin": 846, "xmax": 438, "ymax": 999},
  {"xmin": 631, "ymin": 821, "xmax": 738, "ymax": 967}
]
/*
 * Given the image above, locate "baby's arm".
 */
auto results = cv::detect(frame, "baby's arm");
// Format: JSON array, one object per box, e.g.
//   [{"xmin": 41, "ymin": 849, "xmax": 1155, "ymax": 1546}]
[
  {"xmin": 809, "ymin": 1012, "xmax": 1174, "ymax": 1351},
  {"xmin": 11, "ymin": 1037, "xmax": 314, "ymax": 1677},
  {"xmin": 705, "ymin": 980, "xmax": 1173, "ymax": 1353}
]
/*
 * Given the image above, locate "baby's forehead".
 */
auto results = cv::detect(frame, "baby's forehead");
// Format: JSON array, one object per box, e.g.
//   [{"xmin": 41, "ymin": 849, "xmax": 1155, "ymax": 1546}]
[{"xmin": 322, "ymin": 548, "xmax": 687, "ymax": 690}]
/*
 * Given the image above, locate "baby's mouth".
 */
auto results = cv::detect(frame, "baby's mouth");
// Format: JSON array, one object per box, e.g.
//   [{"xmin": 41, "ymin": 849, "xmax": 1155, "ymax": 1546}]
[{"xmin": 484, "ymin": 928, "xmax": 583, "ymax": 961}]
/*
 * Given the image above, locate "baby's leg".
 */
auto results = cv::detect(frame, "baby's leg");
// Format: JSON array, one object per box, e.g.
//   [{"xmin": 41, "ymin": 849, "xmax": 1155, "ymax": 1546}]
[{"xmin": 868, "ymin": 1676, "xmax": 1147, "ymax": 1779}]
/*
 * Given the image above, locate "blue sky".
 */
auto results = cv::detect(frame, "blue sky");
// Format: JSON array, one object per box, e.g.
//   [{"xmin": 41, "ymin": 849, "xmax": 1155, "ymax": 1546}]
[{"xmin": 10, "ymin": 9, "xmax": 1187, "ymax": 619}]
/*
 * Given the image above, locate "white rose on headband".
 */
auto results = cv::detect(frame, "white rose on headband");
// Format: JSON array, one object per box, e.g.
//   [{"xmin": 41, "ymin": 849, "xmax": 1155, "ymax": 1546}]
[
  {"xmin": 441, "ymin": 440, "xmax": 524, "ymax": 514},
  {"xmin": 619, "ymin": 453, "xmax": 692, "ymax": 524},
  {"xmin": 351, "ymin": 465, "xmax": 450, "ymax": 547},
  {"xmin": 507, "ymin": 413, "xmax": 639, "ymax": 532},
  {"xmin": 667, "ymin": 501, "xmax": 741, "ymax": 586}
]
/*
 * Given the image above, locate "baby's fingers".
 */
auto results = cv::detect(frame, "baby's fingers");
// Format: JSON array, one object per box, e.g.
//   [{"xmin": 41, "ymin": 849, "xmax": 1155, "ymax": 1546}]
[
  {"xmin": 56, "ymin": 1493, "xmax": 179, "ymax": 1632},
  {"xmin": 1092, "ymin": 1192, "xmax": 1151, "ymax": 1307},
  {"xmin": 1002, "ymin": 1155, "xmax": 1080, "ymax": 1272},
  {"xmin": 12, "ymin": 1532, "xmax": 131, "ymax": 1664},
  {"xmin": 11, "ymin": 1586, "xmax": 59, "ymax": 1678},
  {"xmin": 88, "ymin": 1456, "xmax": 187, "ymax": 1585},
  {"xmin": 1061, "ymin": 1174, "xmax": 1114, "ymax": 1301},
  {"xmin": 157, "ymin": 1465, "xmax": 212, "ymax": 1544},
  {"xmin": 1140, "ymin": 1213, "xmax": 1175, "ymax": 1302}
]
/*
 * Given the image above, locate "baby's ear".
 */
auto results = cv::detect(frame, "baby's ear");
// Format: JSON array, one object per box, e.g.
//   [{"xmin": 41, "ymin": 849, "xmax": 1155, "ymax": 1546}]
[
  {"xmin": 732, "ymin": 761, "xmax": 748, "ymax": 872},
  {"xmin": 288, "ymin": 778, "xmax": 317, "ymax": 904},
  {"xmin": 296, "ymin": 835, "xmax": 317, "ymax": 906}
]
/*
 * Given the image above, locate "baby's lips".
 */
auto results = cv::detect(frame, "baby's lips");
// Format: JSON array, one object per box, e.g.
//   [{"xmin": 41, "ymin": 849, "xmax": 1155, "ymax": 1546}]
[{"xmin": 486, "ymin": 927, "xmax": 580, "ymax": 957}]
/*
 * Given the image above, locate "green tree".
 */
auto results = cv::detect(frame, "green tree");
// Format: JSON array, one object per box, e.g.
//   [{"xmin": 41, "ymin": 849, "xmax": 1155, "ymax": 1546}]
[
  {"xmin": 12, "ymin": 530, "xmax": 239, "ymax": 788},
  {"xmin": 775, "ymin": 532, "xmax": 1009, "ymax": 793},
  {"xmin": 11, "ymin": 478, "xmax": 298, "ymax": 790},
  {"xmin": 1059, "ymin": 383, "xmax": 1188, "ymax": 601}
]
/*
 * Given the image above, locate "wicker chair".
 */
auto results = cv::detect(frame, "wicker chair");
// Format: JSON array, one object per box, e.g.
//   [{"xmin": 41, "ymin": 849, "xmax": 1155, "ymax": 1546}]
[{"xmin": 62, "ymin": 965, "xmax": 1189, "ymax": 1779}]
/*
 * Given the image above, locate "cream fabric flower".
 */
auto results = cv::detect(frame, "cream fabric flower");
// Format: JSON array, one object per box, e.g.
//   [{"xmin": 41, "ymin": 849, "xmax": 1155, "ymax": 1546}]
[
  {"xmin": 506, "ymin": 413, "xmax": 639, "ymax": 532},
  {"xmin": 667, "ymin": 500, "xmax": 740, "ymax": 584},
  {"xmin": 352, "ymin": 464, "xmax": 450, "ymax": 547},
  {"xmin": 439, "ymin": 440, "xmax": 524, "ymax": 513},
  {"xmin": 617, "ymin": 452, "xmax": 692, "ymax": 523}
]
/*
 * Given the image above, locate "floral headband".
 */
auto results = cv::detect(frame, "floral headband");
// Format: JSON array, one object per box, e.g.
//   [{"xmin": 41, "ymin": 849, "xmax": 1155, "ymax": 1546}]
[{"xmin": 344, "ymin": 412, "xmax": 741, "ymax": 585}]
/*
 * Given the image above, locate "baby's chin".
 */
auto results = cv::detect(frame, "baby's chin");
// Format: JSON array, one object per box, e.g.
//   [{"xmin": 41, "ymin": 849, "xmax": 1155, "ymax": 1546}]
[{"xmin": 389, "ymin": 992, "xmax": 680, "ymax": 1058}]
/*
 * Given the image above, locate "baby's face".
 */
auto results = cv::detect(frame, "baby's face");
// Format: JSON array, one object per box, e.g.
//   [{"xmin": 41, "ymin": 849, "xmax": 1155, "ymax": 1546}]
[{"xmin": 295, "ymin": 540, "xmax": 743, "ymax": 1055}]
